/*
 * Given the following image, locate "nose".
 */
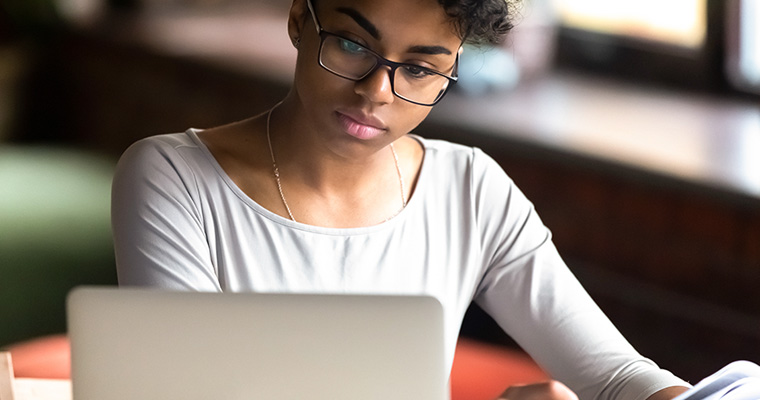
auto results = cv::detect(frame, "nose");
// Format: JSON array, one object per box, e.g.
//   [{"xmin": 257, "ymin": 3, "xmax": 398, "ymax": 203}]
[{"xmin": 354, "ymin": 66, "xmax": 395, "ymax": 105}]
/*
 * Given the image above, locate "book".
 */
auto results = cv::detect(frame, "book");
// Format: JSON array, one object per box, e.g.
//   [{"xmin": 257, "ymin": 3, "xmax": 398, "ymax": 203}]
[{"xmin": 674, "ymin": 361, "xmax": 760, "ymax": 400}]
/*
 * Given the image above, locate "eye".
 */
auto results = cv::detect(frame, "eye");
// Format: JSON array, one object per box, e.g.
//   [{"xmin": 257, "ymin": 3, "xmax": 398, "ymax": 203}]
[
  {"xmin": 338, "ymin": 38, "xmax": 367, "ymax": 55},
  {"xmin": 400, "ymin": 64, "xmax": 436, "ymax": 80}
]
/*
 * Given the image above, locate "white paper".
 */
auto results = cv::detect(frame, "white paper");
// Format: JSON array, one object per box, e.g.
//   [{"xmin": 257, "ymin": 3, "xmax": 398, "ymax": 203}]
[{"xmin": 673, "ymin": 361, "xmax": 760, "ymax": 400}]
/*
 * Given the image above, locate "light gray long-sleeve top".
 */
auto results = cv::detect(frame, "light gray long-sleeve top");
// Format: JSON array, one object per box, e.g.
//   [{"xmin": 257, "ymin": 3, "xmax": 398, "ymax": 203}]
[{"xmin": 111, "ymin": 129, "xmax": 688, "ymax": 400}]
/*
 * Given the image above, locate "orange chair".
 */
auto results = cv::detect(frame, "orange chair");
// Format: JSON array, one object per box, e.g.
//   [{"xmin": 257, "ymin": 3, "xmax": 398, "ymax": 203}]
[
  {"xmin": 5, "ymin": 335, "xmax": 71, "ymax": 380},
  {"xmin": 5, "ymin": 335, "xmax": 548, "ymax": 400},
  {"xmin": 451, "ymin": 339, "xmax": 549, "ymax": 400}
]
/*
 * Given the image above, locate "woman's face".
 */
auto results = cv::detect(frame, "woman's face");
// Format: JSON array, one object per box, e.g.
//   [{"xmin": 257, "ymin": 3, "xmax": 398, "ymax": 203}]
[{"xmin": 288, "ymin": 0, "xmax": 462, "ymax": 158}]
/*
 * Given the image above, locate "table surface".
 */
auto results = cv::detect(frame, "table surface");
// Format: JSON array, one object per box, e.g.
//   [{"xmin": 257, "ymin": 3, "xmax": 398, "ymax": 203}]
[{"xmin": 430, "ymin": 74, "xmax": 760, "ymax": 202}]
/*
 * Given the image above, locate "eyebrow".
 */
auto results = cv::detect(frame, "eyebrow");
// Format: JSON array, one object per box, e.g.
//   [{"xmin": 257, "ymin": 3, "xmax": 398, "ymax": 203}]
[
  {"xmin": 336, "ymin": 7, "xmax": 381, "ymax": 40},
  {"xmin": 334, "ymin": 7, "xmax": 454, "ymax": 57},
  {"xmin": 408, "ymin": 45, "xmax": 452, "ymax": 56}
]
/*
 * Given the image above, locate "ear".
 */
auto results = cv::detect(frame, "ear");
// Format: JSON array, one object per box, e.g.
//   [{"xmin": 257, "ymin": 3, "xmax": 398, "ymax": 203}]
[{"xmin": 288, "ymin": 0, "xmax": 309, "ymax": 48}]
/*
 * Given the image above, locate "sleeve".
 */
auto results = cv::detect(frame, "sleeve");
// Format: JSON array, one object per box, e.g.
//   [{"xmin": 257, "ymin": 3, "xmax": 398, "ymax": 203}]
[
  {"xmin": 470, "ymin": 149, "xmax": 688, "ymax": 400},
  {"xmin": 111, "ymin": 137, "xmax": 222, "ymax": 291}
]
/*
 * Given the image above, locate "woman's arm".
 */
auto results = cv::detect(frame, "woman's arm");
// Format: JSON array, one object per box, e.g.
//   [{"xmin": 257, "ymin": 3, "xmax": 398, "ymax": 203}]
[
  {"xmin": 112, "ymin": 135, "xmax": 221, "ymax": 291},
  {"xmin": 469, "ymin": 150, "xmax": 689, "ymax": 400}
]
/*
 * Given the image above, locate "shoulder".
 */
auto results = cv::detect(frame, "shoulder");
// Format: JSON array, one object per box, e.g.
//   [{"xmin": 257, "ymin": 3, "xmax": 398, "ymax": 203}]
[
  {"xmin": 113, "ymin": 130, "xmax": 215, "ymax": 197},
  {"xmin": 119, "ymin": 131, "xmax": 200, "ymax": 162},
  {"xmin": 415, "ymin": 135, "xmax": 507, "ymax": 181},
  {"xmin": 415, "ymin": 135, "xmax": 474, "ymax": 157},
  {"xmin": 416, "ymin": 136, "xmax": 530, "ymax": 221},
  {"xmin": 116, "ymin": 131, "xmax": 209, "ymax": 173}
]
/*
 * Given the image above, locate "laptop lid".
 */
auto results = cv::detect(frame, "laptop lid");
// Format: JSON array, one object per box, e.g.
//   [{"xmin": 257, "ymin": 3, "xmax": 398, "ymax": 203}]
[{"xmin": 67, "ymin": 287, "xmax": 448, "ymax": 400}]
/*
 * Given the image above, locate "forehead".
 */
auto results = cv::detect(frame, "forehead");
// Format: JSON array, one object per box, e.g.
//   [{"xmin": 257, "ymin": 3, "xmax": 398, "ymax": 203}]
[{"xmin": 316, "ymin": 0, "xmax": 461, "ymax": 49}]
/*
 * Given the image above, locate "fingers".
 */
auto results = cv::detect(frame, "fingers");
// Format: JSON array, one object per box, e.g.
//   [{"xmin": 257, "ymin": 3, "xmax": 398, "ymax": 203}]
[{"xmin": 499, "ymin": 380, "xmax": 579, "ymax": 400}]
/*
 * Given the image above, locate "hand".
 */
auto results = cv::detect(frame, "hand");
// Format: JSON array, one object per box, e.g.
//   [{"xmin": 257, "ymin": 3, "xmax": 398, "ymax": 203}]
[
  {"xmin": 498, "ymin": 380, "xmax": 579, "ymax": 400},
  {"xmin": 645, "ymin": 386, "xmax": 690, "ymax": 400}
]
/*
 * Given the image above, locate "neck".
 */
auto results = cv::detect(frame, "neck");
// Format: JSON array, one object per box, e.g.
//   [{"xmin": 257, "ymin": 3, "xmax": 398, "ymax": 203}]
[
  {"xmin": 268, "ymin": 98, "xmax": 400, "ymax": 194},
  {"xmin": 266, "ymin": 99, "xmax": 407, "ymax": 225}
]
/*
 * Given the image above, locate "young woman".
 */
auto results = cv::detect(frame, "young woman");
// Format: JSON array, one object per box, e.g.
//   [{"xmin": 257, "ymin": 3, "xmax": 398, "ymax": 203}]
[{"xmin": 112, "ymin": 0, "xmax": 691, "ymax": 398}]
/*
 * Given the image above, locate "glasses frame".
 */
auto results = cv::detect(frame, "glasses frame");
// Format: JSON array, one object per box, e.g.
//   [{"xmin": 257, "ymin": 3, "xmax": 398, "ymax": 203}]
[{"xmin": 304, "ymin": 0, "xmax": 459, "ymax": 106}]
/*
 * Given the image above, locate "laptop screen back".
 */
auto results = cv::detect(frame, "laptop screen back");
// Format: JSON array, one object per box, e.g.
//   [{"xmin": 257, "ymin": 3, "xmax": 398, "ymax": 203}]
[{"xmin": 67, "ymin": 287, "xmax": 448, "ymax": 400}]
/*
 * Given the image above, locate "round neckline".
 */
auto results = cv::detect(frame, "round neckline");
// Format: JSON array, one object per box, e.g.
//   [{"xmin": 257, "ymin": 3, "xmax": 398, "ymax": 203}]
[{"xmin": 186, "ymin": 128, "xmax": 428, "ymax": 236}]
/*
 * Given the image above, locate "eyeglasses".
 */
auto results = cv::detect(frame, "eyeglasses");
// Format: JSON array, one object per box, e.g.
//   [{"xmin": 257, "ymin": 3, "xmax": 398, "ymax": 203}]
[{"xmin": 305, "ymin": 0, "xmax": 458, "ymax": 106}]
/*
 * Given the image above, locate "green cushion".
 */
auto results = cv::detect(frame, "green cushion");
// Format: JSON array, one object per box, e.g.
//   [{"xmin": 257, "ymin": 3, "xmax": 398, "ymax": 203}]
[{"xmin": 0, "ymin": 146, "xmax": 118, "ymax": 346}]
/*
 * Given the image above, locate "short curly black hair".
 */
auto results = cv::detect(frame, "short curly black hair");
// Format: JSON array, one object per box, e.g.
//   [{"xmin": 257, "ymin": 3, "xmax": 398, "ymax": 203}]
[
  {"xmin": 438, "ymin": 0, "xmax": 520, "ymax": 46},
  {"xmin": 310, "ymin": 0, "xmax": 520, "ymax": 47}
]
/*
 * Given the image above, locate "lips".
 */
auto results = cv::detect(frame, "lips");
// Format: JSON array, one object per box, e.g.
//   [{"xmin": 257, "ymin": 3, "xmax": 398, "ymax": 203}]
[{"xmin": 336, "ymin": 111, "xmax": 387, "ymax": 140}]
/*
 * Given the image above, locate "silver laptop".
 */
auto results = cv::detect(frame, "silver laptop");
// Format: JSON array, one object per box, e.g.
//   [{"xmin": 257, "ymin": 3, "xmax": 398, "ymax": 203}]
[{"xmin": 67, "ymin": 287, "xmax": 448, "ymax": 400}]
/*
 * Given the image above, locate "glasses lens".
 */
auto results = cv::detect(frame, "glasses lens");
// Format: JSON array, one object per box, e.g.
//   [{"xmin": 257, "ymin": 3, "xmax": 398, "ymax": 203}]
[
  {"xmin": 320, "ymin": 35, "xmax": 377, "ymax": 80},
  {"xmin": 394, "ymin": 66, "xmax": 450, "ymax": 105},
  {"xmin": 319, "ymin": 34, "xmax": 452, "ymax": 105}
]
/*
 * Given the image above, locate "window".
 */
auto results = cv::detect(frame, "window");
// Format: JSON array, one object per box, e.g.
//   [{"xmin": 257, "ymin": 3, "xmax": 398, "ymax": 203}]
[
  {"xmin": 726, "ymin": 0, "xmax": 760, "ymax": 94},
  {"xmin": 550, "ymin": 0, "xmax": 728, "ymax": 93},
  {"xmin": 552, "ymin": 0, "xmax": 707, "ymax": 51}
]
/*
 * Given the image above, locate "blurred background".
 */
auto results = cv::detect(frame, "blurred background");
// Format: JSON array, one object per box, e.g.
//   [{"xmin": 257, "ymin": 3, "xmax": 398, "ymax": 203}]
[{"xmin": 0, "ymin": 0, "xmax": 758, "ymax": 383}]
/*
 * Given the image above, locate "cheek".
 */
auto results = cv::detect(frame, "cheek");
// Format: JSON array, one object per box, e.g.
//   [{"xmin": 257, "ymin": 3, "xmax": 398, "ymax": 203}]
[
  {"xmin": 294, "ymin": 51, "xmax": 362, "ymax": 127},
  {"xmin": 294, "ymin": 49, "xmax": 341, "ymax": 103}
]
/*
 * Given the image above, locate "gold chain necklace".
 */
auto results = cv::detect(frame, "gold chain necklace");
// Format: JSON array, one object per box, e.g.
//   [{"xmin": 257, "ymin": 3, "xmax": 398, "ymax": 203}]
[{"xmin": 265, "ymin": 104, "xmax": 407, "ymax": 223}]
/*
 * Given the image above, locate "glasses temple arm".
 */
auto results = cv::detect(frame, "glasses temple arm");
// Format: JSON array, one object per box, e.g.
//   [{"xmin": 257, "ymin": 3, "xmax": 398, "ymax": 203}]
[{"xmin": 305, "ymin": 0, "xmax": 322, "ymax": 34}]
